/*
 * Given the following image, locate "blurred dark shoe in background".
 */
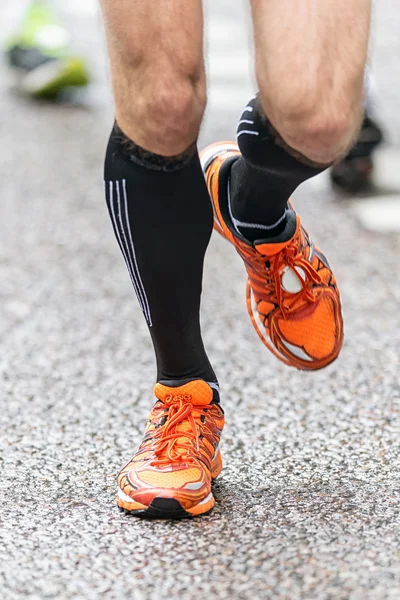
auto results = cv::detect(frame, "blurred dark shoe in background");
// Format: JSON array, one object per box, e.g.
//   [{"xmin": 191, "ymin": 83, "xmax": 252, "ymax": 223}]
[{"xmin": 330, "ymin": 112, "xmax": 384, "ymax": 194}]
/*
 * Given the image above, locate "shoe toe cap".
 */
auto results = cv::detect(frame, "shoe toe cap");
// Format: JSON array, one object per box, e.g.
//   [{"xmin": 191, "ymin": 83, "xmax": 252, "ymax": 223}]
[{"xmin": 276, "ymin": 293, "xmax": 343, "ymax": 364}]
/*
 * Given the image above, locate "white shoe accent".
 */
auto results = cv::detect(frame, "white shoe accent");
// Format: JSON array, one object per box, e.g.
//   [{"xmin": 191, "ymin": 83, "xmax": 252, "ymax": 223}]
[
  {"xmin": 236, "ymin": 130, "xmax": 259, "ymax": 138},
  {"xmin": 118, "ymin": 489, "xmax": 137, "ymax": 504},
  {"xmin": 308, "ymin": 240, "xmax": 315, "ymax": 262},
  {"xmin": 280, "ymin": 339, "xmax": 313, "ymax": 362},
  {"xmin": 22, "ymin": 59, "xmax": 66, "ymax": 94},
  {"xmin": 281, "ymin": 266, "xmax": 306, "ymax": 294},
  {"xmin": 198, "ymin": 492, "xmax": 213, "ymax": 506},
  {"xmin": 184, "ymin": 482, "xmax": 204, "ymax": 491}
]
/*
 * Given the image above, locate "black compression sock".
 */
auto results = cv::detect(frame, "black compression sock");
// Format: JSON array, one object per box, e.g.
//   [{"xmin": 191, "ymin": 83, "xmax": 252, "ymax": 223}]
[
  {"xmin": 104, "ymin": 124, "xmax": 218, "ymax": 390},
  {"xmin": 230, "ymin": 95, "xmax": 331, "ymax": 241}
]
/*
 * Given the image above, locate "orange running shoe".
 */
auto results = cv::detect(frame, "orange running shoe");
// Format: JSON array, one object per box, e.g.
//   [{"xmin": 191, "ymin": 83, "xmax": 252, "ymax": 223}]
[
  {"xmin": 201, "ymin": 142, "xmax": 344, "ymax": 371},
  {"xmin": 117, "ymin": 380, "xmax": 224, "ymax": 518}
]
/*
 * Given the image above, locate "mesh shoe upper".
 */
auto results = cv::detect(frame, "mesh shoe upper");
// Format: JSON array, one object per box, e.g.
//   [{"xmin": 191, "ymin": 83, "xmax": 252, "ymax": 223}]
[
  {"xmin": 117, "ymin": 380, "xmax": 224, "ymax": 516},
  {"xmin": 201, "ymin": 142, "xmax": 344, "ymax": 370},
  {"xmin": 245, "ymin": 215, "xmax": 343, "ymax": 368}
]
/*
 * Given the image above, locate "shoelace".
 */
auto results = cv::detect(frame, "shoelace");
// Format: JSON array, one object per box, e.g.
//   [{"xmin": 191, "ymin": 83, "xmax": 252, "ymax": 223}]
[
  {"xmin": 148, "ymin": 400, "xmax": 207, "ymax": 467},
  {"xmin": 243, "ymin": 238, "xmax": 322, "ymax": 319}
]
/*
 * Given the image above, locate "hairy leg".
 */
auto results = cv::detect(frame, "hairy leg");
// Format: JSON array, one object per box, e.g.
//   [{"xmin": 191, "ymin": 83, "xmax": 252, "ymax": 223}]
[
  {"xmin": 100, "ymin": 1, "xmax": 217, "ymax": 385},
  {"xmin": 251, "ymin": 0, "xmax": 371, "ymax": 163},
  {"xmin": 227, "ymin": 0, "xmax": 371, "ymax": 241},
  {"xmin": 100, "ymin": 0, "xmax": 206, "ymax": 155}
]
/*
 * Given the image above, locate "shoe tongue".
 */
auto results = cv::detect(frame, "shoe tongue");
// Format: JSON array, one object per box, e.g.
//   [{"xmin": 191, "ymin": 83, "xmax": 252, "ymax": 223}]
[
  {"xmin": 255, "ymin": 239, "xmax": 291, "ymax": 257},
  {"xmin": 254, "ymin": 210, "xmax": 299, "ymax": 256},
  {"xmin": 154, "ymin": 380, "xmax": 213, "ymax": 406}
]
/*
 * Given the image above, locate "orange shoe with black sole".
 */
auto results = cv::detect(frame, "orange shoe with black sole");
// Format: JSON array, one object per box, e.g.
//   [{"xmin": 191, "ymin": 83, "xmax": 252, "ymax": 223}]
[
  {"xmin": 117, "ymin": 380, "xmax": 224, "ymax": 519},
  {"xmin": 201, "ymin": 142, "xmax": 344, "ymax": 371}
]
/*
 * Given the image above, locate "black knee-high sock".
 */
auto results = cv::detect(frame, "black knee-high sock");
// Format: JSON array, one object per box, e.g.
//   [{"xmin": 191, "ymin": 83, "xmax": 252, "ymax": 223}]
[
  {"xmin": 229, "ymin": 95, "xmax": 331, "ymax": 241},
  {"xmin": 104, "ymin": 124, "xmax": 217, "ymax": 388}
]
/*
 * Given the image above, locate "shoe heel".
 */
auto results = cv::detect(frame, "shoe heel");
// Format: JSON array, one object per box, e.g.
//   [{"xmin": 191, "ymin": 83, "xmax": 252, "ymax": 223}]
[{"xmin": 211, "ymin": 449, "xmax": 223, "ymax": 480}]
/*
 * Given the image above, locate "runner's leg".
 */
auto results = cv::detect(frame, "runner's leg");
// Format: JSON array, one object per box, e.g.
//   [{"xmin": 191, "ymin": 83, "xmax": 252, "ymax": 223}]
[
  {"xmin": 229, "ymin": 0, "xmax": 371, "ymax": 239},
  {"xmin": 201, "ymin": 0, "xmax": 370, "ymax": 368},
  {"xmin": 100, "ymin": 0, "xmax": 217, "ymax": 385},
  {"xmin": 101, "ymin": 1, "xmax": 227, "ymax": 519}
]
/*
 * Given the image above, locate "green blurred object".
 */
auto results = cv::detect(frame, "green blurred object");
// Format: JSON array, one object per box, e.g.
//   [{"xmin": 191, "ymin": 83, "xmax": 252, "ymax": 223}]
[{"xmin": 5, "ymin": 0, "xmax": 90, "ymax": 99}]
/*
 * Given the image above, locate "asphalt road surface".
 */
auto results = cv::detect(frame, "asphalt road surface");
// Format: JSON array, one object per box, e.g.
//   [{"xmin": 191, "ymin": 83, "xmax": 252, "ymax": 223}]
[{"xmin": 0, "ymin": 2, "xmax": 399, "ymax": 599}]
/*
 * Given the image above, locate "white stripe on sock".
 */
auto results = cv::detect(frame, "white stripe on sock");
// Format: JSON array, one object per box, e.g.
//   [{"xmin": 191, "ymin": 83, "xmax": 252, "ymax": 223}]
[
  {"xmin": 227, "ymin": 179, "xmax": 287, "ymax": 233},
  {"xmin": 237, "ymin": 130, "xmax": 259, "ymax": 138},
  {"xmin": 107, "ymin": 181, "xmax": 151, "ymax": 324},
  {"xmin": 122, "ymin": 179, "xmax": 152, "ymax": 327},
  {"xmin": 107, "ymin": 182, "xmax": 144, "ymax": 307},
  {"xmin": 233, "ymin": 210, "xmax": 288, "ymax": 231},
  {"xmin": 115, "ymin": 181, "xmax": 150, "ymax": 321},
  {"xmin": 238, "ymin": 119, "xmax": 255, "ymax": 127}
]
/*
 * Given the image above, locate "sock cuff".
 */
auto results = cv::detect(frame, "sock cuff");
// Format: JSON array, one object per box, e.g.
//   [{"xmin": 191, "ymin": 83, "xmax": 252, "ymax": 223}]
[
  {"xmin": 240, "ymin": 95, "xmax": 332, "ymax": 171},
  {"xmin": 112, "ymin": 122, "xmax": 198, "ymax": 172}
]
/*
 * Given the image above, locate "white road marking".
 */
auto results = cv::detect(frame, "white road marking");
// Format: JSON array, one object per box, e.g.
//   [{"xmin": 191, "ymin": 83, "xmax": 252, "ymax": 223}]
[{"xmin": 352, "ymin": 197, "xmax": 400, "ymax": 233}]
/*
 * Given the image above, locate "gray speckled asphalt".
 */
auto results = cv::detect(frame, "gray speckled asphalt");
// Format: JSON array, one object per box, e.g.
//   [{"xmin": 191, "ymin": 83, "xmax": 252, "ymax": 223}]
[{"xmin": 0, "ymin": 2, "xmax": 400, "ymax": 599}]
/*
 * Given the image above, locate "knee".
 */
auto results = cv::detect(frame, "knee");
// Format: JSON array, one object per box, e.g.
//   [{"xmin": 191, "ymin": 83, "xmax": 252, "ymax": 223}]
[
  {"xmin": 281, "ymin": 109, "xmax": 361, "ymax": 165},
  {"xmin": 259, "ymin": 90, "xmax": 363, "ymax": 165},
  {"xmin": 141, "ymin": 76, "xmax": 206, "ymax": 154},
  {"xmin": 115, "ymin": 60, "xmax": 206, "ymax": 156}
]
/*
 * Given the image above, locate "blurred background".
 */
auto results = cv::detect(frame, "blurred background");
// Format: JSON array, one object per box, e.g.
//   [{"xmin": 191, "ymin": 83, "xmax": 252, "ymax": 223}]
[{"xmin": 0, "ymin": 2, "xmax": 399, "ymax": 599}]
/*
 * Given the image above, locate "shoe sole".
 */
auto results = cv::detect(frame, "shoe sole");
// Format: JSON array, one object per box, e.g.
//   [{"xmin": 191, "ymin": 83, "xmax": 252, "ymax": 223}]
[{"xmin": 116, "ymin": 450, "xmax": 223, "ymax": 519}]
